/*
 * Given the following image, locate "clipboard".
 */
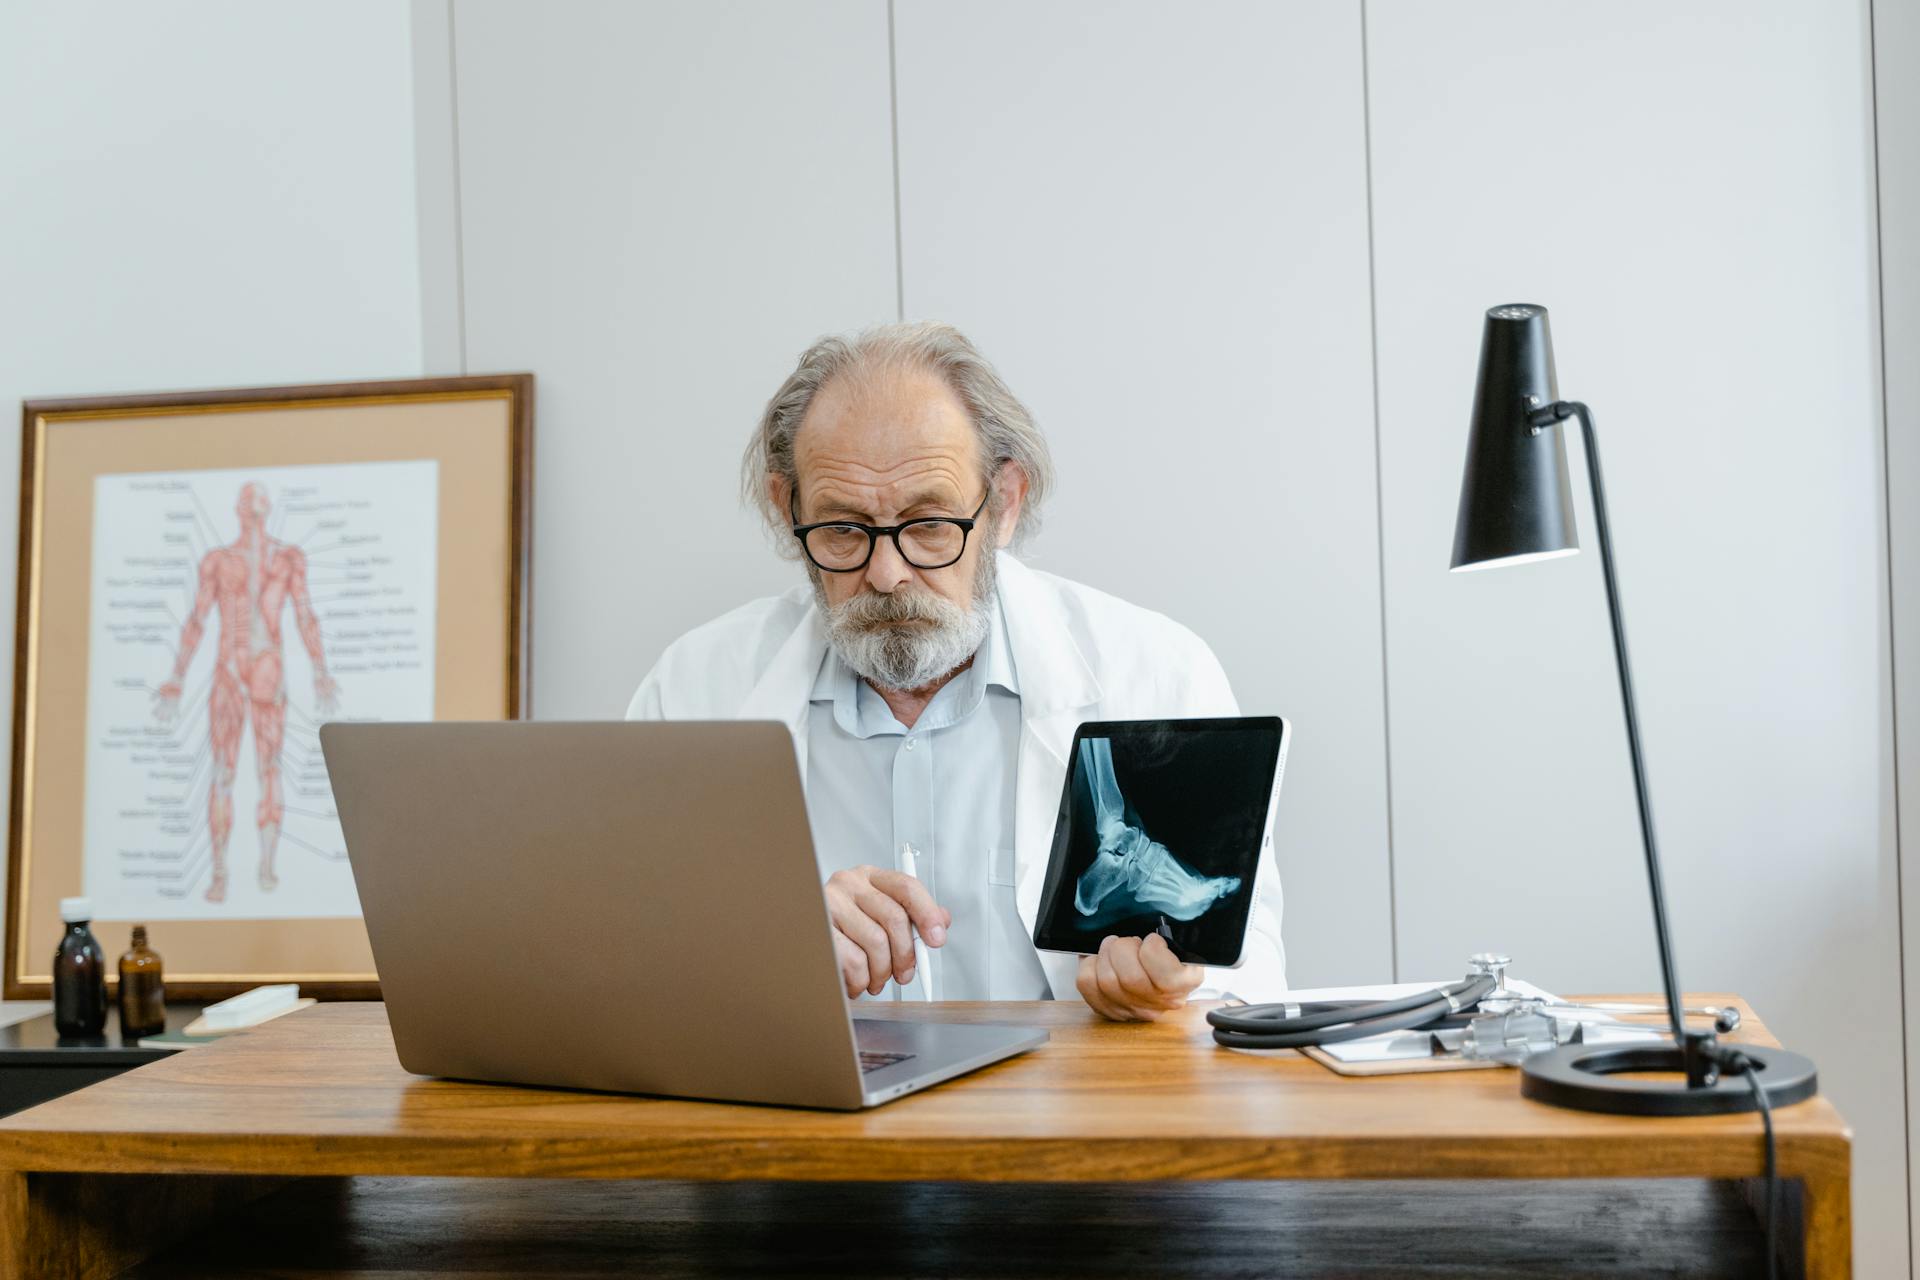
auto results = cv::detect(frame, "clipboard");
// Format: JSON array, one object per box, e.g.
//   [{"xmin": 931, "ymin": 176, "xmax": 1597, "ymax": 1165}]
[{"xmin": 1300, "ymin": 1045, "xmax": 1503, "ymax": 1076}]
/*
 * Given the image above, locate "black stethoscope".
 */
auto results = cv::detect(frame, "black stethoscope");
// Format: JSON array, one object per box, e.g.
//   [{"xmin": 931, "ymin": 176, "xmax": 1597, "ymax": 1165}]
[
  {"xmin": 1206, "ymin": 968, "xmax": 1498, "ymax": 1050},
  {"xmin": 1204, "ymin": 953, "xmax": 1742, "ymax": 1051}
]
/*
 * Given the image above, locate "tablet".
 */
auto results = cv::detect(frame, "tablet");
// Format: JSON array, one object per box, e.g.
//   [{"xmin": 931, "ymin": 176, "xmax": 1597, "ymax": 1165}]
[{"xmin": 1031, "ymin": 716, "xmax": 1289, "ymax": 968}]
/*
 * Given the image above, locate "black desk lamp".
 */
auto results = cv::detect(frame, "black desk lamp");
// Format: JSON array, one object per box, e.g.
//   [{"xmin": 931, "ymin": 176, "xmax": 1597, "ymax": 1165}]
[{"xmin": 1450, "ymin": 303, "xmax": 1817, "ymax": 1116}]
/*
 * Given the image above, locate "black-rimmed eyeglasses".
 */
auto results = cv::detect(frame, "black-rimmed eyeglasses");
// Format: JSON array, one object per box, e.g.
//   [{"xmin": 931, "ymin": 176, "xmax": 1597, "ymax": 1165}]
[{"xmin": 791, "ymin": 490, "xmax": 990, "ymax": 572}]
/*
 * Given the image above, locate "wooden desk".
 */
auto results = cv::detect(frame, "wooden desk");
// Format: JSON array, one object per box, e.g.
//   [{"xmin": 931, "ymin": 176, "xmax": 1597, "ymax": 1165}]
[{"xmin": 0, "ymin": 996, "xmax": 1850, "ymax": 1279}]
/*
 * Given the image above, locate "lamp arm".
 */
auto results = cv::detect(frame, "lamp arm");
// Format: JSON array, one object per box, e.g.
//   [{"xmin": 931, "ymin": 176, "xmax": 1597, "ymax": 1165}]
[{"xmin": 1529, "ymin": 399, "xmax": 1699, "ymax": 1064}]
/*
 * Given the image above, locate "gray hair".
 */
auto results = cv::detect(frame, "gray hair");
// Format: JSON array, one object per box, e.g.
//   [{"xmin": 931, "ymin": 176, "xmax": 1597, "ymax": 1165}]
[{"xmin": 742, "ymin": 321, "xmax": 1054, "ymax": 552}]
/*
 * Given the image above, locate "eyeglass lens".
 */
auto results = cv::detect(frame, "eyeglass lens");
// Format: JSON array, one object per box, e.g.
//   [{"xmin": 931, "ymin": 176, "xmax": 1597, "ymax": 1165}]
[{"xmin": 805, "ymin": 520, "xmax": 967, "ymax": 570}]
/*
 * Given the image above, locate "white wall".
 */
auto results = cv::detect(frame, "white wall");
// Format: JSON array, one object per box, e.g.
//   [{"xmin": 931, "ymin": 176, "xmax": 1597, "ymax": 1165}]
[
  {"xmin": 1367, "ymin": 1, "xmax": 1900, "ymax": 1270},
  {"xmin": 0, "ymin": 1, "xmax": 426, "ymax": 1015},
  {"xmin": 441, "ymin": 0, "xmax": 899, "ymax": 718},
  {"xmin": 890, "ymin": 0, "xmax": 1392, "ymax": 988}
]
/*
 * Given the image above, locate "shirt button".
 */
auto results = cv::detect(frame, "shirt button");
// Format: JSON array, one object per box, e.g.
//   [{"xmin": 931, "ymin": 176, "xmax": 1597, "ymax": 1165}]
[{"xmin": 905, "ymin": 737, "xmax": 917, "ymax": 751}]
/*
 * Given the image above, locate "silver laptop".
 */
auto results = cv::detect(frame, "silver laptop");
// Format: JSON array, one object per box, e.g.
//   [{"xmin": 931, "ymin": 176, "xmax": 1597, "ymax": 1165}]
[{"xmin": 320, "ymin": 720, "xmax": 1047, "ymax": 1110}]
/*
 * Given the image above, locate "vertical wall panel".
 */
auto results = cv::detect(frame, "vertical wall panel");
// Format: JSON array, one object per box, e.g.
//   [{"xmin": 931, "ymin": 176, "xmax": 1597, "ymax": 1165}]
[
  {"xmin": 412, "ymin": 0, "xmax": 466, "ymax": 377},
  {"xmin": 893, "ymin": 0, "xmax": 1392, "ymax": 987},
  {"xmin": 1874, "ymin": 0, "xmax": 1920, "ymax": 1265},
  {"xmin": 450, "ymin": 0, "xmax": 899, "ymax": 717},
  {"xmin": 1368, "ymin": 1, "xmax": 1902, "ymax": 1268},
  {"xmin": 0, "ymin": 0, "xmax": 424, "ymax": 1016}
]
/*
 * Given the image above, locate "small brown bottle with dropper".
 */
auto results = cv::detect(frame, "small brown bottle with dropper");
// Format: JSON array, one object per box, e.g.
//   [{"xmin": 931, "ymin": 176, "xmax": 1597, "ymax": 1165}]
[{"xmin": 117, "ymin": 925, "xmax": 165, "ymax": 1040}]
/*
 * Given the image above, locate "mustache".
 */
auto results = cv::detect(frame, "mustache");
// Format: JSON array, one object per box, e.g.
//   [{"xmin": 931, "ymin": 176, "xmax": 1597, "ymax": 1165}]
[{"xmin": 828, "ymin": 587, "xmax": 961, "ymax": 632}]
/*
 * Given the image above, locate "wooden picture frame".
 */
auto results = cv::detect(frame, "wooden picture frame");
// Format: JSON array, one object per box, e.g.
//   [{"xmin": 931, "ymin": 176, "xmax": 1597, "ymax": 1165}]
[{"xmin": 6, "ymin": 374, "xmax": 534, "ymax": 1000}]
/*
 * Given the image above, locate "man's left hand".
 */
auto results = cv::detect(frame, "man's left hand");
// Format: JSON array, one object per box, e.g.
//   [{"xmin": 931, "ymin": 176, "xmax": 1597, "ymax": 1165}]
[{"xmin": 1076, "ymin": 932, "xmax": 1203, "ymax": 1022}]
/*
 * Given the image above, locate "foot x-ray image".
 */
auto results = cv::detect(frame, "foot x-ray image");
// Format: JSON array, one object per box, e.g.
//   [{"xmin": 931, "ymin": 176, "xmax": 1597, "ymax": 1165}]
[
  {"xmin": 1032, "ymin": 718, "xmax": 1285, "ymax": 967},
  {"xmin": 1073, "ymin": 737, "xmax": 1243, "ymax": 928}
]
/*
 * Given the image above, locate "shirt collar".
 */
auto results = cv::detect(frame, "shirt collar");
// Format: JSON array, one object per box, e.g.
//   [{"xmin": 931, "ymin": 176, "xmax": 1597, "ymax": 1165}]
[{"xmin": 975, "ymin": 586, "xmax": 1019, "ymax": 697}]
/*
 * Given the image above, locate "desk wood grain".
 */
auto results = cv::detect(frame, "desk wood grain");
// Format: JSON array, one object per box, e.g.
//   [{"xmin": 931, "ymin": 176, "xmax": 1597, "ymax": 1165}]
[{"xmin": 0, "ymin": 996, "xmax": 1851, "ymax": 1278}]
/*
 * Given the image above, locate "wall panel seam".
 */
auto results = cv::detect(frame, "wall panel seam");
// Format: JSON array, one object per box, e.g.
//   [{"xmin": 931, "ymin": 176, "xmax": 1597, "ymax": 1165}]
[
  {"xmin": 1867, "ymin": 0, "xmax": 1916, "ymax": 1269},
  {"xmin": 886, "ymin": 0, "xmax": 905, "ymax": 323},
  {"xmin": 1359, "ymin": 0, "xmax": 1399, "ymax": 982},
  {"xmin": 447, "ymin": 0, "xmax": 469, "ymax": 374}
]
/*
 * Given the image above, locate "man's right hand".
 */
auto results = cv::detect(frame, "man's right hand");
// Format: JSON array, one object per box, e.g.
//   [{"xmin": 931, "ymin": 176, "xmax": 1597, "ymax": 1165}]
[{"xmin": 824, "ymin": 865, "xmax": 951, "ymax": 998}]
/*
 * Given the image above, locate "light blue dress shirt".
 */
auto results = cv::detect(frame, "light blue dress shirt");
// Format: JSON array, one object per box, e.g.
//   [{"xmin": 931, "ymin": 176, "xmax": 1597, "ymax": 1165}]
[{"xmin": 805, "ymin": 593, "xmax": 1051, "ymax": 1001}]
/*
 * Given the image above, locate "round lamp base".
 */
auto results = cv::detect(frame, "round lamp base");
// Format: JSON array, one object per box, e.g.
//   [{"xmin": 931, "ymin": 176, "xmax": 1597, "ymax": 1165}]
[{"xmin": 1520, "ymin": 1042, "xmax": 1818, "ymax": 1116}]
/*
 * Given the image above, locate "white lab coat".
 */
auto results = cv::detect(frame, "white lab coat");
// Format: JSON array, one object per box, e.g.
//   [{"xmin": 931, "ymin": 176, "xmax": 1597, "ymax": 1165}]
[{"xmin": 625, "ymin": 551, "xmax": 1288, "ymax": 1003}]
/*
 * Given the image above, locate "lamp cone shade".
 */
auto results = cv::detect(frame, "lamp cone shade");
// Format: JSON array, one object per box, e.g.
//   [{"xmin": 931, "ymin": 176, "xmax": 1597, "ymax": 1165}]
[{"xmin": 1450, "ymin": 304, "xmax": 1579, "ymax": 571}]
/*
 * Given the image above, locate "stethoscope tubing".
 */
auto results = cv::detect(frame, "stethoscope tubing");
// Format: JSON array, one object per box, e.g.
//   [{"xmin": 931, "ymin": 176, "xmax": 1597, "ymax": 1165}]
[{"xmin": 1207, "ymin": 975, "xmax": 1497, "ymax": 1050}]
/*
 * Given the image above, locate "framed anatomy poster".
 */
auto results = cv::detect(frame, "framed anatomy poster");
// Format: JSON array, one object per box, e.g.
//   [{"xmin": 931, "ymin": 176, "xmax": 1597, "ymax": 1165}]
[{"xmin": 6, "ymin": 375, "xmax": 533, "ymax": 998}]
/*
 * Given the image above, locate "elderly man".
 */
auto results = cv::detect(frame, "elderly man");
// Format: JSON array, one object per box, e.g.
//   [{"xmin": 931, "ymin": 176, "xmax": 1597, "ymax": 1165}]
[{"xmin": 628, "ymin": 322, "xmax": 1285, "ymax": 1020}]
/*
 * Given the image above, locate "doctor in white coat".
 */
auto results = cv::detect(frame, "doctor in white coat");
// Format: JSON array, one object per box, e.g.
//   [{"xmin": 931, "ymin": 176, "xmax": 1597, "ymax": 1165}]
[{"xmin": 628, "ymin": 322, "xmax": 1285, "ymax": 1018}]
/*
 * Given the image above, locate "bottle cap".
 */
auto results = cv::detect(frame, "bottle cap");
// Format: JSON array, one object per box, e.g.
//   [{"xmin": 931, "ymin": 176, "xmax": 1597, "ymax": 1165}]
[{"xmin": 59, "ymin": 897, "xmax": 92, "ymax": 923}]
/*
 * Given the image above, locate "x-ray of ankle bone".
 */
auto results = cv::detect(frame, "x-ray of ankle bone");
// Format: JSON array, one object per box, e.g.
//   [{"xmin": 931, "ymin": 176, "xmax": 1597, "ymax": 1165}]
[
  {"xmin": 1032, "ymin": 719, "xmax": 1281, "ymax": 964},
  {"xmin": 1072, "ymin": 737, "xmax": 1242, "ymax": 929}
]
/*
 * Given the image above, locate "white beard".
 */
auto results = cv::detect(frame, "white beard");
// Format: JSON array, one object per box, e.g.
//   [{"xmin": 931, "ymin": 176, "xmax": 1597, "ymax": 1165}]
[{"xmin": 813, "ymin": 551, "xmax": 997, "ymax": 692}]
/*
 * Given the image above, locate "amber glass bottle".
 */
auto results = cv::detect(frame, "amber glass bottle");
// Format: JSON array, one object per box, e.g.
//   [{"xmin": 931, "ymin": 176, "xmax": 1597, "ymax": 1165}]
[
  {"xmin": 117, "ymin": 925, "xmax": 165, "ymax": 1040},
  {"xmin": 51, "ymin": 897, "xmax": 107, "ymax": 1038}
]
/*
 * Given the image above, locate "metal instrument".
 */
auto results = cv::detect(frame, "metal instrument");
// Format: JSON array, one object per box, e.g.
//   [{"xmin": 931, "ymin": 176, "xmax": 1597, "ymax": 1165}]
[{"xmin": 1468, "ymin": 954, "xmax": 1740, "ymax": 1034}]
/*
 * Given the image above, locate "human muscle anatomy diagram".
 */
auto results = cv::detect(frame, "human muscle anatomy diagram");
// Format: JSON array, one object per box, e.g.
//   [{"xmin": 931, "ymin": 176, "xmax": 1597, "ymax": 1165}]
[
  {"xmin": 1072, "ymin": 737, "xmax": 1242, "ymax": 930},
  {"xmin": 81, "ymin": 460, "xmax": 439, "ymax": 921},
  {"xmin": 154, "ymin": 484, "xmax": 339, "ymax": 902}
]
